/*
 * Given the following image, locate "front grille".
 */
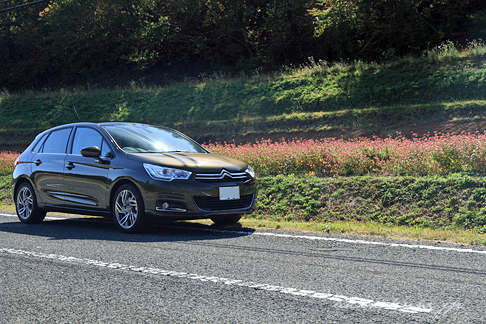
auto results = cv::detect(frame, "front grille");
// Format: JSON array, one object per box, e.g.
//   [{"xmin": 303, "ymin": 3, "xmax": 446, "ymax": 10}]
[
  {"xmin": 195, "ymin": 169, "xmax": 250, "ymax": 182},
  {"xmin": 193, "ymin": 194, "xmax": 254, "ymax": 211}
]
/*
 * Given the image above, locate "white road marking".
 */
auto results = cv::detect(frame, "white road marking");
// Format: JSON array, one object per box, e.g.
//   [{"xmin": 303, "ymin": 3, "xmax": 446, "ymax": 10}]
[
  {"xmin": 1, "ymin": 212, "xmax": 485, "ymax": 255},
  {"xmin": 192, "ymin": 227, "xmax": 486, "ymax": 255},
  {"xmin": 0, "ymin": 213, "xmax": 65, "ymax": 220},
  {"xmin": 0, "ymin": 247, "xmax": 433, "ymax": 314}
]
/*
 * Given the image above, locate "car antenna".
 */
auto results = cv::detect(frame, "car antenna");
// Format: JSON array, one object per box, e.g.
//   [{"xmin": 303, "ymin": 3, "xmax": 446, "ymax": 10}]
[{"xmin": 72, "ymin": 105, "xmax": 81, "ymax": 121}]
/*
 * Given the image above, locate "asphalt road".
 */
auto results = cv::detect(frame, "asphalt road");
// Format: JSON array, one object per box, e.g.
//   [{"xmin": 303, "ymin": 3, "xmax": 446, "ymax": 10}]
[{"xmin": 0, "ymin": 212, "xmax": 485, "ymax": 323}]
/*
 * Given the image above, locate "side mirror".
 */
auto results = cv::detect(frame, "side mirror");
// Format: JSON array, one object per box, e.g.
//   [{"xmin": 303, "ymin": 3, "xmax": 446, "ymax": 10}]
[{"xmin": 80, "ymin": 146, "xmax": 101, "ymax": 158}]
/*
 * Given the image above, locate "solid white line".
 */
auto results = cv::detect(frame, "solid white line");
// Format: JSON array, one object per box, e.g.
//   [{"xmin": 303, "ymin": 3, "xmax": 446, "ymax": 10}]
[
  {"xmin": 1, "ymin": 212, "xmax": 485, "ymax": 255},
  {"xmin": 192, "ymin": 227, "xmax": 486, "ymax": 255},
  {"xmin": 0, "ymin": 247, "xmax": 433, "ymax": 314}
]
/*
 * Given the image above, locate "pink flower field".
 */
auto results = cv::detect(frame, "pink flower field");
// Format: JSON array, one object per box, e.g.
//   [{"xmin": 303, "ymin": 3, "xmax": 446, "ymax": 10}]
[
  {"xmin": 205, "ymin": 132, "xmax": 486, "ymax": 176},
  {"xmin": 0, "ymin": 151, "xmax": 17, "ymax": 175},
  {"xmin": 2, "ymin": 132, "xmax": 486, "ymax": 176}
]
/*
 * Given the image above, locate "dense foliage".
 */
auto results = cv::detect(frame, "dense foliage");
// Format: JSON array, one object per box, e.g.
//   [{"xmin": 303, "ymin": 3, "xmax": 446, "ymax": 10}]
[
  {"xmin": 311, "ymin": 0, "xmax": 486, "ymax": 61},
  {"xmin": 0, "ymin": 0, "xmax": 485, "ymax": 90}
]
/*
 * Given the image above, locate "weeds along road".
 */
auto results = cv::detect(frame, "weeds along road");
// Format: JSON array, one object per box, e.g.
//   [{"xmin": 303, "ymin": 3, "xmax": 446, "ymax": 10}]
[{"xmin": 0, "ymin": 213, "xmax": 485, "ymax": 323}]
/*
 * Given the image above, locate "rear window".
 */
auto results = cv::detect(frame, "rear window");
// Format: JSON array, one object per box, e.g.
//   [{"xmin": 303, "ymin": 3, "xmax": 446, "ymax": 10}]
[{"xmin": 31, "ymin": 133, "xmax": 48, "ymax": 153}]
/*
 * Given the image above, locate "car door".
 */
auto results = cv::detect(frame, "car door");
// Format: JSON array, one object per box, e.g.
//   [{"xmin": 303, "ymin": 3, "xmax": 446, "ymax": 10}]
[
  {"xmin": 63, "ymin": 126, "xmax": 113, "ymax": 210},
  {"xmin": 30, "ymin": 127, "xmax": 73, "ymax": 206}
]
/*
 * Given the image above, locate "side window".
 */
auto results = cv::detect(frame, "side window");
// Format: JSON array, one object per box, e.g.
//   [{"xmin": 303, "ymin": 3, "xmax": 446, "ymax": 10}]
[
  {"xmin": 71, "ymin": 127, "xmax": 103, "ymax": 155},
  {"xmin": 42, "ymin": 128, "xmax": 72, "ymax": 154},
  {"xmin": 100, "ymin": 140, "xmax": 114, "ymax": 158}
]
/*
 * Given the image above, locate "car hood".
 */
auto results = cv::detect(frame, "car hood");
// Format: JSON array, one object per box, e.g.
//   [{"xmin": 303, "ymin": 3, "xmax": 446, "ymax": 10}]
[{"xmin": 126, "ymin": 152, "xmax": 248, "ymax": 173}]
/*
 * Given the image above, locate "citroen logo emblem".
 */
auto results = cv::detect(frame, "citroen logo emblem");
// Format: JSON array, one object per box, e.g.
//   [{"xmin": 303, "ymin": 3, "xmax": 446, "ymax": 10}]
[{"xmin": 221, "ymin": 170, "xmax": 232, "ymax": 178}]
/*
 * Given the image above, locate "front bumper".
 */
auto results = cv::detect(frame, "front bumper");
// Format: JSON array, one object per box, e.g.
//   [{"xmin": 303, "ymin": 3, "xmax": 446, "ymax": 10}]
[{"xmin": 141, "ymin": 177, "xmax": 257, "ymax": 220}]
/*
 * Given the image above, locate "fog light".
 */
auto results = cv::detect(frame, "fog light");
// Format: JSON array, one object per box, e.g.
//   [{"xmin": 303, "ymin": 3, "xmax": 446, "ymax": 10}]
[{"xmin": 156, "ymin": 200, "xmax": 187, "ymax": 213}]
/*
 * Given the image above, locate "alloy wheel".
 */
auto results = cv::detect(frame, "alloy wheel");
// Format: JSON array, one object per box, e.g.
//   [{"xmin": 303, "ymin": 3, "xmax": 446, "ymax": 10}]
[
  {"xmin": 17, "ymin": 186, "xmax": 33, "ymax": 220},
  {"xmin": 114, "ymin": 189, "xmax": 139, "ymax": 230}
]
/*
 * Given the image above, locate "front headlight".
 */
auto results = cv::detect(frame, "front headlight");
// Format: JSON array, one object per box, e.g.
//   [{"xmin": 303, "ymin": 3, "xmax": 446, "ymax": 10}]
[
  {"xmin": 144, "ymin": 163, "xmax": 192, "ymax": 181},
  {"xmin": 246, "ymin": 165, "xmax": 255, "ymax": 178}
]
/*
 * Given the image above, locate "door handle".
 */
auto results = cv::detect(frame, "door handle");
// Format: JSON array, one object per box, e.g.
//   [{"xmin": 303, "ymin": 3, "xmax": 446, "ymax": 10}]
[
  {"xmin": 34, "ymin": 159, "xmax": 42, "ymax": 166},
  {"xmin": 65, "ymin": 162, "xmax": 75, "ymax": 170}
]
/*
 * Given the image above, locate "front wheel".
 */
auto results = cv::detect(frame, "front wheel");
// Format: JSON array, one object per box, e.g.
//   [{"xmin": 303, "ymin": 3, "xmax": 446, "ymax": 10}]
[
  {"xmin": 210, "ymin": 215, "xmax": 242, "ymax": 225},
  {"xmin": 15, "ymin": 182, "xmax": 46, "ymax": 224},
  {"xmin": 112, "ymin": 184, "xmax": 146, "ymax": 233}
]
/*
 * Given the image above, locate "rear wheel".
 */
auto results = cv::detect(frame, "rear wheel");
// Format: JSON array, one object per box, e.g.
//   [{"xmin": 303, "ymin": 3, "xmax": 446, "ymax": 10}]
[
  {"xmin": 210, "ymin": 215, "xmax": 242, "ymax": 225},
  {"xmin": 112, "ymin": 184, "xmax": 146, "ymax": 233},
  {"xmin": 15, "ymin": 182, "xmax": 46, "ymax": 224}
]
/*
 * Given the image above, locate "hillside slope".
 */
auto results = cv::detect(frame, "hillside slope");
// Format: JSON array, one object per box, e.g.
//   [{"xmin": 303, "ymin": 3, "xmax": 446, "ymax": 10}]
[{"xmin": 1, "ymin": 46, "xmax": 486, "ymax": 150}]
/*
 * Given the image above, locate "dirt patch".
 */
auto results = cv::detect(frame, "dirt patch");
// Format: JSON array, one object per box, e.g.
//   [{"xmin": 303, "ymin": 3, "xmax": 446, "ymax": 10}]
[{"xmin": 214, "ymin": 119, "xmax": 486, "ymax": 144}]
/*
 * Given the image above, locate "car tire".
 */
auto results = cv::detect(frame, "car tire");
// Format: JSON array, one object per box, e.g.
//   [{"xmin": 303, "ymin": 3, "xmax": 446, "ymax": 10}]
[
  {"xmin": 112, "ymin": 184, "xmax": 146, "ymax": 233},
  {"xmin": 15, "ymin": 182, "xmax": 46, "ymax": 224},
  {"xmin": 210, "ymin": 215, "xmax": 242, "ymax": 225}
]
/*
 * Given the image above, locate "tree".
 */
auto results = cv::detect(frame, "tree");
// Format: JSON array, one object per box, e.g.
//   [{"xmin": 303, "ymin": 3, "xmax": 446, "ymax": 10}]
[
  {"xmin": 41, "ymin": 0, "xmax": 170, "ymax": 84},
  {"xmin": 310, "ymin": 0, "xmax": 486, "ymax": 61},
  {"xmin": 0, "ymin": 0, "xmax": 50, "ymax": 88}
]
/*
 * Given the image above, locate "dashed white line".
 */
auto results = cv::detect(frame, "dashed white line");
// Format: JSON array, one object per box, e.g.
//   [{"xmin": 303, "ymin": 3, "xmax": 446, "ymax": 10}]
[{"xmin": 0, "ymin": 247, "xmax": 433, "ymax": 314}]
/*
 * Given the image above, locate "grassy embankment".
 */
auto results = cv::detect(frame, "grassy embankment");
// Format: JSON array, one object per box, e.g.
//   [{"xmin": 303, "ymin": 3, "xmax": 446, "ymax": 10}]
[{"xmin": 1, "ymin": 42, "xmax": 486, "ymax": 244}]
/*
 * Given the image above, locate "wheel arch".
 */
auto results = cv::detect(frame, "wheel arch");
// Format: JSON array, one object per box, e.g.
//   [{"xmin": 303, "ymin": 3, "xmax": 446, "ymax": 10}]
[
  {"xmin": 12, "ymin": 176, "xmax": 35, "ymax": 202},
  {"xmin": 108, "ymin": 178, "xmax": 144, "ymax": 213}
]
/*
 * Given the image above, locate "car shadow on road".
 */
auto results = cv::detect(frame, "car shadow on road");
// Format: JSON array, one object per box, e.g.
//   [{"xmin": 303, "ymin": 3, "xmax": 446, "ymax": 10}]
[
  {"xmin": 2, "ymin": 215, "xmax": 486, "ymax": 276},
  {"xmin": 0, "ymin": 215, "xmax": 255, "ymax": 243}
]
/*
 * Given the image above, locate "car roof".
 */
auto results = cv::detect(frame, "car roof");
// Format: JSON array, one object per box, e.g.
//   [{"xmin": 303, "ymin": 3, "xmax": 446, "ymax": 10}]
[
  {"xmin": 46, "ymin": 122, "xmax": 166, "ymax": 130},
  {"xmin": 34, "ymin": 122, "xmax": 147, "ymax": 138}
]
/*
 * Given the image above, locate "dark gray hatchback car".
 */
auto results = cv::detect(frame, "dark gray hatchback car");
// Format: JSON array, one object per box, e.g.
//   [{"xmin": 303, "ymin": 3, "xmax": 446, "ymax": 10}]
[{"xmin": 12, "ymin": 122, "xmax": 257, "ymax": 233}]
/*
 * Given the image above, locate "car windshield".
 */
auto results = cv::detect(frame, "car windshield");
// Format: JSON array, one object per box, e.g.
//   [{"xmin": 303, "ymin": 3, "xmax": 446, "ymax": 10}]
[{"xmin": 102, "ymin": 124, "xmax": 207, "ymax": 154}]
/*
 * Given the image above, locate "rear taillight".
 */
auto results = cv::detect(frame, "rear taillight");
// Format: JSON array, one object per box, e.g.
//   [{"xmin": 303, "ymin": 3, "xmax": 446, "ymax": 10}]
[{"xmin": 14, "ymin": 157, "xmax": 20, "ymax": 168}]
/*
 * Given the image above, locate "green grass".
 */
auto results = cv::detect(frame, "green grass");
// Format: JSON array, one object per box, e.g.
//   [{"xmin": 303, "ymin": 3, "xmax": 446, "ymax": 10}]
[
  {"xmin": 173, "ymin": 100, "xmax": 486, "ymax": 141},
  {"xmin": 1, "ymin": 42, "xmax": 486, "ymax": 148},
  {"xmin": 255, "ymin": 174, "xmax": 486, "ymax": 234}
]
